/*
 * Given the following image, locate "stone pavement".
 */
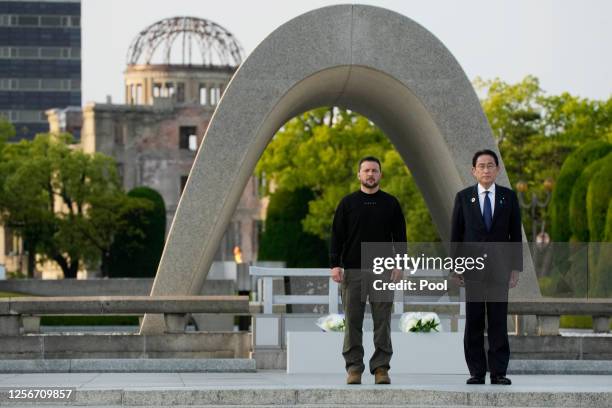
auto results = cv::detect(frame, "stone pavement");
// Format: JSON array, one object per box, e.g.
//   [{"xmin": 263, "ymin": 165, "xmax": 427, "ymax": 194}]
[{"xmin": 0, "ymin": 371, "xmax": 611, "ymax": 407}]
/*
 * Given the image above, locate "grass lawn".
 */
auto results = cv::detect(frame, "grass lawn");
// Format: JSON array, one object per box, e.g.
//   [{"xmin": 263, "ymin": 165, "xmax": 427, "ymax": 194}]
[
  {"xmin": 0, "ymin": 291, "xmax": 28, "ymax": 297},
  {"xmin": 560, "ymin": 315, "xmax": 612, "ymax": 330}
]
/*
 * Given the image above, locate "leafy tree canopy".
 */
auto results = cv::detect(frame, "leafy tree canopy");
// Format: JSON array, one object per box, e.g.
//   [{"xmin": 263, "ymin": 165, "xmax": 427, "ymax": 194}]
[
  {"xmin": 0, "ymin": 129, "xmax": 151, "ymax": 278},
  {"xmin": 256, "ymin": 107, "xmax": 439, "ymax": 242}
]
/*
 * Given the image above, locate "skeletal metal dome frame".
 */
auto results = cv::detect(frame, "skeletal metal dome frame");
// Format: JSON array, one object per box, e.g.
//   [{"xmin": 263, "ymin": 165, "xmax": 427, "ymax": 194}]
[{"xmin": 126, "ymin": 16, "xmax": 244, "ymax": 67}]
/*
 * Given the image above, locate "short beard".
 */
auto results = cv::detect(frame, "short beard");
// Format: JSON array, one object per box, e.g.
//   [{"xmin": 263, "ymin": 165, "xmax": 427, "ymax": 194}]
[{"xmin": 361, "ymin": 180, "xmax": 379, "ymax": 189}]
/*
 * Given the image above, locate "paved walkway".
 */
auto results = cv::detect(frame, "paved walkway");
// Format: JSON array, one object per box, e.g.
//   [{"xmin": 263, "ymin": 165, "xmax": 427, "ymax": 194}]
[{"xmin": 1, "ymin": 371, "xmax": 611, "ymax": 407}]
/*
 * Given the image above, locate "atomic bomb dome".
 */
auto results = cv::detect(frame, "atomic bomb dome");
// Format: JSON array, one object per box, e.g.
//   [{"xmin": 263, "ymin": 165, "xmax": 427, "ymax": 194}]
[
  {"xmin": 124, "ymin": 16, "xmax": 244, "ymax": 106},
  {"xmin": 126, "ymin": 16, "xmax": 244, "ymax": 68},
  {"xmin": 47, "ymin": 16, "xmax": 259, "ymax": 274}
]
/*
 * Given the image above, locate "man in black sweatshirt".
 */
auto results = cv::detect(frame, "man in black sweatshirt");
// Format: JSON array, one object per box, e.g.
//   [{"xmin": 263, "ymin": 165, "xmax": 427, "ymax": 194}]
[{"xmin": 330, "ymin": 156, "xmax": 406, "ymax": 385}]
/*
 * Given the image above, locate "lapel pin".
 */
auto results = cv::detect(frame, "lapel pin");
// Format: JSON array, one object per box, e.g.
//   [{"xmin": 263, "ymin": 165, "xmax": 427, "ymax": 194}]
[{"xmin": 471, "ymin": 197, "xmax": 476, "ymax": 203}]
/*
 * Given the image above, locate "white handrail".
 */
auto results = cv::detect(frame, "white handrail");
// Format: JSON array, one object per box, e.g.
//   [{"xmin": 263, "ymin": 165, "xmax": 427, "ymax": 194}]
[{"xmin": 249, "ymin": 266, "xmax": 462, "ymax": 316}]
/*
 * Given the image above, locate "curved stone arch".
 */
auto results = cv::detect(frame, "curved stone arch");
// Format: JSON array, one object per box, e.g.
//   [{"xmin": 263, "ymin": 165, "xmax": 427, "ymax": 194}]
[{"xmin": 141, "ymin": 4, "xmax": 539, "ymax": 333}]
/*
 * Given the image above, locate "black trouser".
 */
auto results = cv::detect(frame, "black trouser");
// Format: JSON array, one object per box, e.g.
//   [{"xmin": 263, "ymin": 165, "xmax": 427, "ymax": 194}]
[
  {"xmin": 464, "ymin": 282, "xmax": 510, "ymax": 377},
  {"xmin": 341, "ymin": 269, "xmax": 393, "ymax": 374}
]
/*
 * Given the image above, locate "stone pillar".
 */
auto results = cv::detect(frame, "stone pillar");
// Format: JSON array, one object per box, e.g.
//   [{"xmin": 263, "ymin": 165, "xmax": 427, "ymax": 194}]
[
  {"xmin": 22, "ymin": 315, "xmax": 40, "ymax": 334},
  {"xmin": 164, "ymin": 313, "xmax": 187, "ymax": 333},
  {"xmin": 537, "ymin": 315, "xmax": 560, "ymax": 336},
  {"xmin": 144, "ymin": 77, "xmax": 150, "ymax": 105},
  {"xmin": 0, "ymin": 224, "xmax": 6, "ymax": 267},
  {"xmin": 593, "ymin": 316, "xmax": 610, "ymax": 333},
  {"xmin": 0, "ymin": 316, "xmax": 20, "ymax": 336}
]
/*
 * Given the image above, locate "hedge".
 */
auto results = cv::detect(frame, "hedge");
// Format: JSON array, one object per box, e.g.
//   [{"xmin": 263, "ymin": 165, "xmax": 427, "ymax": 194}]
[
  {"xmin": 569, "ymin": 155, "xmax": 608, "ymax": 241},
  {"xmin": 550, "ymin": 141, "xmax": 611, "ymax": 241}
]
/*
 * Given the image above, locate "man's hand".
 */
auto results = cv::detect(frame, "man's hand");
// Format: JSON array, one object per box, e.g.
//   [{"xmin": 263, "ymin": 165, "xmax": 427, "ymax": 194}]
[
  {"xmin": 509, "ymin": 270, "xmax": 520, "ymax": 288},
  {"xmin": 450, "ymin": 272, "xmax": 464, "ymax": 287},
  {"xmin": 331, "ymin": 267, "xmax": 343, "ymax": 283},
  {"xmin": 391, "ymin": 268, "xmax": 402, "ymax": 283}
]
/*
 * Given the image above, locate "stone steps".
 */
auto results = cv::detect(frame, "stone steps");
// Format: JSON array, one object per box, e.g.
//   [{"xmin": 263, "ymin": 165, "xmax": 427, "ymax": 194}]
[
  {"xmin": 0, "ymin": 358, "xmax": 255, "ymax": 373},
  {"xmin": 1, "ymin": 372, "xmax": 610, "ymax": 407},
  {"xmin": 4, "ymin": 358, "xmax": 612, "ymax": 375},
  {"xmin": 1, "ymin": 388, "xmax": 610, "ymax": 407}
]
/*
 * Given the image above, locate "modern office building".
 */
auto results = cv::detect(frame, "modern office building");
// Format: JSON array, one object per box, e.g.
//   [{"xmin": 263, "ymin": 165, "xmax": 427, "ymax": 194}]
[{"xmin": 0, "ymin": 0, "xmax": 81, "ymax": 140}]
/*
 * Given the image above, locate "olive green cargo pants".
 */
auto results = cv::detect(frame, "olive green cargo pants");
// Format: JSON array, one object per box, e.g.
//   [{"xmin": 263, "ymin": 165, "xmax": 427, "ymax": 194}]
[{"xmin": 341, "ymin": 269, "xmax": 393, "ymax": 374}]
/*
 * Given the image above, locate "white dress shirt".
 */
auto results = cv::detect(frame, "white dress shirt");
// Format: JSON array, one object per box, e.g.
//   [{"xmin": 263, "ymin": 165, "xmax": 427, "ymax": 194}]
[{"xmin": 477, "ymin": 183, "xmax": 495, "ymax": 216}]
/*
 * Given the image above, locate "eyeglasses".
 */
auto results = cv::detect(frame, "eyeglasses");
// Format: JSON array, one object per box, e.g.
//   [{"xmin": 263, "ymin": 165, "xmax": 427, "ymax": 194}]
[{"xmin": 476, "ymin": 164, "xmax": 497, "ymax": 170}]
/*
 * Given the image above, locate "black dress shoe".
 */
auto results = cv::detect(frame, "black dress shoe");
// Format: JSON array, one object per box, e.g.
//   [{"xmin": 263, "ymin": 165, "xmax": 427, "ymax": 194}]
[
  {"xmin": 490, "ymin": 375, "xmax": 512, "ymax": 385},
  {"xmin": 466, "ymin": 376, "xmax": 485, "ymax": 384}
]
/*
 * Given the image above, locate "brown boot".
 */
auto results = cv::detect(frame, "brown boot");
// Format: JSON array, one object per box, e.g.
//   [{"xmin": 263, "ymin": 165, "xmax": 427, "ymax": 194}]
[
  {"xmin": 346, "ymin": 369, "xmax": 362, "ymax": 384},
  {"xmin": 374, "ymin": 367, "xmax": 391, "ymax": 384}
]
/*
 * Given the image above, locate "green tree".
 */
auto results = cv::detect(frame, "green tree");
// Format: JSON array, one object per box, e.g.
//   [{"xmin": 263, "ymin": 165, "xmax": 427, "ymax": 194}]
[
  {"xmin": 587, "ymin": 156, "xmax": 612, "ymax": 296},
  {"xmin": 108, "ymin": 187, "xmax": 166, "ymax": 278},
  {"xmin": 540, "ymin": 92, "xmax": 612, "ymax": 143},
  {"xmin": 606, "ymin": 203, "xmax": 612, "ymax": 242},
  {"xmin": 586, "ymin": 154, "xmax": 612, "ymax": 243},
  {"xmin": 595, "ymin": 203, "xmax": 612, "ymax": 295},
  {"xmin": 476, "ymin": 76, "xmax": 612, "ymax": 241},
  {"xmin": 83, "ymin": 192, "xmax": 153, "ymax": 278},
  {"xmin": 256, "ymin": 108, "xmax": 438, "ymax": 243},
  {"xmin": 259, "ymin": 187, "xmax": 328, "ymax": 267},
  {"xmin": 569, "ymin": 155, "xmax": 609, "ymax": 242},
  {"xmin": 475, "ymin": 76, "xmax": 543, "ymax": 183},
  {"xmin": 0, "ymin": 133, "xmax": 150, "ymax": 278},
  {"xmin": 0, "ymin": 118, "xmax": 14, "ymax": 146},
  {"xmin": 550, "ymin": 141, "xmax": 611, "ymax": 242},
  {"xmin": 0, "ymin": 132, "xmax": 58, "ymax": 277},
  {"xmin": 0, "ymin": 120, "xmax": 38, "ymax": 275}
]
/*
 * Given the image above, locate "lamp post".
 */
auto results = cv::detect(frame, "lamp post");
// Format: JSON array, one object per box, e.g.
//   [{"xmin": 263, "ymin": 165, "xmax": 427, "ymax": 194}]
[{"xmin": 516, "ymin": 178, "xmax": 554, "ymax": 243}]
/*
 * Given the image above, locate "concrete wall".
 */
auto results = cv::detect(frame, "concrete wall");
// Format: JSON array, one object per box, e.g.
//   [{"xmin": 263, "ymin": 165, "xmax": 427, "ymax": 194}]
[{"xmin": 0, "ymin": 332, "xmax": 251, "ymax": 360}]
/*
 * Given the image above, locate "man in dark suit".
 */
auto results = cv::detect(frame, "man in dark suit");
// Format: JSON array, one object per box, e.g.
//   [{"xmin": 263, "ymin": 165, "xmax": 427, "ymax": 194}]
[{"xmin": 450, "ymin": 149, "xmax": 522, "ymax": 385}]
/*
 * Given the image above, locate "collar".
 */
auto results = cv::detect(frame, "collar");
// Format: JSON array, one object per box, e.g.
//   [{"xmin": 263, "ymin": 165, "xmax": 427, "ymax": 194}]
[{"xmin": 477, "ymin": 183, "xmax": 495, "ymax": 195}]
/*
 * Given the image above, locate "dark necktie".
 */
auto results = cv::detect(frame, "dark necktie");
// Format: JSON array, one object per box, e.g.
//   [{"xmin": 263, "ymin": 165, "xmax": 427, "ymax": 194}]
[{"xmin": 483, "ymin": 191, "xmax": 493, "ymax": 232}]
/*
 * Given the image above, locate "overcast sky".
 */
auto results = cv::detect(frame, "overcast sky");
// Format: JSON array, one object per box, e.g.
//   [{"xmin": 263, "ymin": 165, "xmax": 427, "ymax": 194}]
[{"xmin": 82, "ymin": 0, "xmax": 611, "ymax": 104}]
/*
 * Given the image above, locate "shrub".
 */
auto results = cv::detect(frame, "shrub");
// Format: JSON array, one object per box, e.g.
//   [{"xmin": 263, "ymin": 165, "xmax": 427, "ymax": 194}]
[
  {"xmin": 551, "ymin": 141, "xmax": 611, "ymax": 241},
  {"xmin": 108, "ymin": 187, "xmax": 166, "ymax": 277},
  {"xmin": 569, "ymin": 156, "xmax": 608, "ymax": 241},
  {"xmin": 258, "ymin": 188, "xmax": 328, "ymax": 267}
]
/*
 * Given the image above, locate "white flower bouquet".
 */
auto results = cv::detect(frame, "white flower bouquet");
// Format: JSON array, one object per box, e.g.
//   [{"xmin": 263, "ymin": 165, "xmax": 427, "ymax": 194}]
[
  {"xmin": 399, "ymin": 312, "xmax": 441, "ymax": 333},
  {"xmin": 315, "ymin": 313, "xmax": 346, "ymax": 332}
]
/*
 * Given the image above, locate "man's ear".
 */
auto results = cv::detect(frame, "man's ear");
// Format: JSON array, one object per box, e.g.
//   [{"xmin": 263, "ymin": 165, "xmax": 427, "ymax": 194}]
[{"xmin": 471, "ymin": 167, "xmax": 477, "ymax": 178}]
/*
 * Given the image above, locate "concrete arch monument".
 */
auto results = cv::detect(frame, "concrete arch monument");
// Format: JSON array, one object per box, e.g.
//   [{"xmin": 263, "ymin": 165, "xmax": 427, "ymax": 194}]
[{"xmin": 141, "ymin": 4, "xmax": 539, "ymax": 333}]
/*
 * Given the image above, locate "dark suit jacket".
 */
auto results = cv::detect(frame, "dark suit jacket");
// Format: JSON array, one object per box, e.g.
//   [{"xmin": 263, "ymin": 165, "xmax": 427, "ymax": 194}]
[{"xmin": 450, "ymin": 183, "xmax": 523, "ymax": 284}]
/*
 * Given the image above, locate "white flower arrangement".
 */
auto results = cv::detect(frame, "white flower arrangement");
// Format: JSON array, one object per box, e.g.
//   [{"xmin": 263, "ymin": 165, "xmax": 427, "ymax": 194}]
[
  {"xmin": 399, "ymin": 312, "xmax": 441, "ymax": 333},
  {"xmin": 315, "ymin": 313, "xmax": 346, "ymax": 332}
]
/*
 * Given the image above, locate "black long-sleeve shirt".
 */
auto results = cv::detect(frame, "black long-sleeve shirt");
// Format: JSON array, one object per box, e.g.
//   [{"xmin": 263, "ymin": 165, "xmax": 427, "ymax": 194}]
[{"xmin": 330, "ymin": 189, "xmax": 407, "ymax": 269}]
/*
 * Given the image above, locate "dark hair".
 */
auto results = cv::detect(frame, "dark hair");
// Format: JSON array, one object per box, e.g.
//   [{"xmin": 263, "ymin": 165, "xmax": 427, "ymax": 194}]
[
  {"xmin": 358, "ymin": 156, "xmax": 381, "ymax": 171},
  {"xmin": 472, "ymin": 149, "xmax": 499, "ymax": 167}
]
